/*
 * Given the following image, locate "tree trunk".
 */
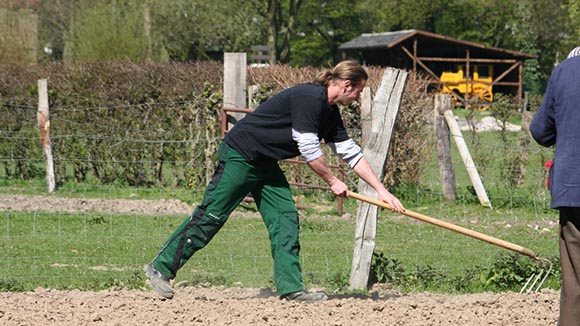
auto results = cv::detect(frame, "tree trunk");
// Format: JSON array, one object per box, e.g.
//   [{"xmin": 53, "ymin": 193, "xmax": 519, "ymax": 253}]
[
  {"xmin": 266, "ymin": 0, "xmax": 278, "ymax": 65},
  {"xmin": 278, "ymin": 0, "xmax": 302, "ymax": 63}
]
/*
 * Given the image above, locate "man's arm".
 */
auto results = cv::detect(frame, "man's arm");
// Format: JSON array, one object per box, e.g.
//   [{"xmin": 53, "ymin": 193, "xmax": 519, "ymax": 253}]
[
  {"xmin": 293, "ymin": 129, "xmax": 350, "ymax": 196},
  {"xmin": 327, "ymin": 139, "xmax": 404, "ymax": 212},
  {"xmin": 530, "ymin": 73, "xmax": 557, "ymax": 147},
  {"xmin": 294, "ymin": 130, "xmax": 404, "ymax": 212},
  {"xmin": 306, "ymin": 156, "xmax": 349, "ymax": 197}
]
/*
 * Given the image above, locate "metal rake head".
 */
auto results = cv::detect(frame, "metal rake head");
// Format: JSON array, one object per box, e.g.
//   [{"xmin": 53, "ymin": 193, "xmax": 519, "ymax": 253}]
[{"xmin": 519, "ymin": 257, "xmax": 553, "ymax": 294}]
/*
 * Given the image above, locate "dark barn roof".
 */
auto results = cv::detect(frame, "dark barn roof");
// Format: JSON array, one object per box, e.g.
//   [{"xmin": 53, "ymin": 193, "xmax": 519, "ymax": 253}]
[{"xmin": 339, "ymin": 29, "xmax": 536, "ymax": 61}]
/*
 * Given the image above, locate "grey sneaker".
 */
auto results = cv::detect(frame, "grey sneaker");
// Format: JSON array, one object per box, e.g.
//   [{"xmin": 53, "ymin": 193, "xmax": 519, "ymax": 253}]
[
  {"xmin": 280, "ymin": 290, "xmax": 328, "ymax": 303},
  {"xmin": 143, "ymin": 264, "xmax": 174, "ymax": 299}
]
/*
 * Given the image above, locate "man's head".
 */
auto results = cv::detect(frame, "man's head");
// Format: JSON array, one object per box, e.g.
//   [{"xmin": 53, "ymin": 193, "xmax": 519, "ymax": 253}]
[
  {"xmin": 333, "ymin": 78, "xmax": 367, "ymax": 105},
  {"xmin": 313, "ymin": 60, "xmax": 368, "ymax": 106},
  {"xmin": 312, "ymin": 60, "xmax": 368, "ymax": 88},
  {"xmin": 329, "ymin": 60, "xmax": 368, "ymax": 88}
]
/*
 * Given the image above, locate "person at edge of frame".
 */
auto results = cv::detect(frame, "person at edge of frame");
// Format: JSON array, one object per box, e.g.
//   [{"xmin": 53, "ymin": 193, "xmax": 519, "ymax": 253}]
[
  {"xmin": 530, "ymin": 46, "xmax": 580, "ymax": 326},
  {"xmin": 143, "ymin": 60, "xmax": 406, "ymax": 303}
]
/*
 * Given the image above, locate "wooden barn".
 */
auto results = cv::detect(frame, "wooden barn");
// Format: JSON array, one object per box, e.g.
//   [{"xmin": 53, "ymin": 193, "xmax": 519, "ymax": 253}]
[{"xmin": 339, "ymin": 29, "xmax": 537, "ymax": 108}]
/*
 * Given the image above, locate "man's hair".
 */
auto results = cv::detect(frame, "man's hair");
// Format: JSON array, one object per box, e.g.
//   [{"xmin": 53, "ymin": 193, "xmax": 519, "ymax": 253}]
[{"xmin": 312, "ymin": 60, "xmax": 368, "ymax": 87}]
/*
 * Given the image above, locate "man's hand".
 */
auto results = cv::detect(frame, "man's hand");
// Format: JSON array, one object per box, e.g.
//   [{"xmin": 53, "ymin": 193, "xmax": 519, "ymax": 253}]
[
  {"xmin": 351, "ymin": 157, "xmax": 405, "ymax": 213},
  {"xmin": 306, "ymin": 156, "xmax": 349, "ymax": 197},
  {"xmin": 328, "ymin": 178, "xmax": 348, "ymax": 197},
  {"xmin": 377, "ymin": 188, "xmax": 405, "ymax": 213}
]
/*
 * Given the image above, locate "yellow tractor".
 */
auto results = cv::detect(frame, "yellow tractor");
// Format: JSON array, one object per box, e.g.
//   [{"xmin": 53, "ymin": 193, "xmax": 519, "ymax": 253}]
[{"xmin": 439, "ymin": 65, "xmax": 494, "ymax": 109}]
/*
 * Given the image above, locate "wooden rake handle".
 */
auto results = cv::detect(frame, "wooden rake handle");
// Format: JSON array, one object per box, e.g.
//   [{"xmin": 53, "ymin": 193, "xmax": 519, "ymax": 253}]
[{"xmin": 347, "ymin": 191, "xmax": 538, "ymax": 259}]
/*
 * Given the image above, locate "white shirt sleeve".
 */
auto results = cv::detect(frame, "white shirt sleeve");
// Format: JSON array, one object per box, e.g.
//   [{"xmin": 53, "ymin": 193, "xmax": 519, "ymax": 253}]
[
  {"xmin": 292, "ymin": 129, "xmax": 323, "ymax": 162},
  {"xmin": 327, "ymin": 139, "xmax": 363, "ymax": 168}
]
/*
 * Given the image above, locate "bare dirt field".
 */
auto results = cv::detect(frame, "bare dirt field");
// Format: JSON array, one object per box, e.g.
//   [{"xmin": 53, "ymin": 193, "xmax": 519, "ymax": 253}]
[
  {"xmin": 0, "ymin": 194, "xmax": 561, "ymax": 325},
  {"xmin": 0, "ymin": 286, "xmax": 559, "ymax": 325}
]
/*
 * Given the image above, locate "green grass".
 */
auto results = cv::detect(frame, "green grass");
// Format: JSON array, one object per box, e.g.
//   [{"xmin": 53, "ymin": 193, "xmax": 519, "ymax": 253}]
[
  {"xmin": 0, "ymin": 178, "xmax": 201, "ymax": 205},
  {"xmin": 0, "ymin": 201, "xmax": 560, "ymax": 294},
  {"xmin": 0, "ymin": 127, "xmax": 561, "ymax": 295}
]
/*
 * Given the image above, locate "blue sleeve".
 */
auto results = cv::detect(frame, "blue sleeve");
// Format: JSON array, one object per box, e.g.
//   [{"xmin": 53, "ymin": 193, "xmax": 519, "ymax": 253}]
[{"xmin": 530, "ymin": 73, "xmax": 557, "ymax": 147}]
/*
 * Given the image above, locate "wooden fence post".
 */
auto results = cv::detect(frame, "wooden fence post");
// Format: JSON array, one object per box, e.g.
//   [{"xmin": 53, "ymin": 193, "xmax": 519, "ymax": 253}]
[
  {"xmin": 349, "ymin": 68, "xmax": 408, "ymax": 290},
  {"xmin": 223, "ymin": 53, "xmax": 247, "ymax": 130},
  {"xmin": 443, "ymin": 110, "xmax": 492, "ymax": 208},
  {"xmin": 37, "ymin": 79, "xmax": 55, "ymax": 193},
  {"xmin": 435, "ymin": 94, "xmax": 457, "ymax": 201}
]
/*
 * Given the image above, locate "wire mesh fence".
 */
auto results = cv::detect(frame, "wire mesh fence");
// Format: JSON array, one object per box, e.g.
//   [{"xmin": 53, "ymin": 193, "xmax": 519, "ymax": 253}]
[{"xmin": 0, "ymin": 99, "xmax": 558, "ymax": 292}]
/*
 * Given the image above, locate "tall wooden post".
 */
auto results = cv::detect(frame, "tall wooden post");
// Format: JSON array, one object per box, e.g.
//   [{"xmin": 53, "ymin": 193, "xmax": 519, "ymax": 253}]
[
  {"xmin": 37, "ymin": 79, "xmax": 55, "ymax": 193},
  {"xmin": 349, "ymin": 68, "xmax": 408, "ymax": 290},
  {"xmin": 223, "ymin": 53, "xmax": 247, "ymax": 130},
  {"xmin": 435, "ymin": 94, "xmax": 457, "ymax": 200}
]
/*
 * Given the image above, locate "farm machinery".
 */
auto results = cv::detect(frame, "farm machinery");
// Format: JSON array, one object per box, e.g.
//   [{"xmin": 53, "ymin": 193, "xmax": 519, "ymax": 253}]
[{"xmin": 439, "ymin": 64, "xmax": 494, "ymax": 109}]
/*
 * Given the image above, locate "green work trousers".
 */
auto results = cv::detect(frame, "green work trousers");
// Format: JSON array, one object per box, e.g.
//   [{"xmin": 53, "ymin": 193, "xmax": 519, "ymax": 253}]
[{"xmin": 152, "ymin": 141, "xmax": 304, "ymax": 296}]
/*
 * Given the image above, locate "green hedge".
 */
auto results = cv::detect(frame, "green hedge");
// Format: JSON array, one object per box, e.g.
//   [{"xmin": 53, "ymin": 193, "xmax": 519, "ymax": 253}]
[
  {"xmin": 0, "ymin": 62, "xmax": 433, "ymax": 192},
  {"xmin": 1, "ymin": 62, "xmax": 224, "ymax": 188}
]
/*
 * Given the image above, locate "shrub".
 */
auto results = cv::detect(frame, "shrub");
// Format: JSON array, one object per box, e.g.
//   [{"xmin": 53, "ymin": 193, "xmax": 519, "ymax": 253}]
[{"xmin": 1, "ymin": 62, "xmax": 433, "ymax": 193}]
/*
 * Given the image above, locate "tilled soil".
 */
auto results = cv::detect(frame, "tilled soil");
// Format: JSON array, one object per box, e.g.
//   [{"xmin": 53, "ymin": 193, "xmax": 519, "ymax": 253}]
[{"xmin": 0, "ymin": 286, "xmax": 560, "ymax": 326}]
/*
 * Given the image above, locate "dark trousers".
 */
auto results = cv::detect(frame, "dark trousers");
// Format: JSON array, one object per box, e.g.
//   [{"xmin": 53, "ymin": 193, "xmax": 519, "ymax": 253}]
[{"xmin": 559, "ymin": 207, "xmax": 580, "ymax": 326}]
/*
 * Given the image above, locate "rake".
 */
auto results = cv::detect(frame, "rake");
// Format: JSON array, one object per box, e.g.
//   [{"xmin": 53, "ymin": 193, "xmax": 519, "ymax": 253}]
[{"xmin": 348, "ymin": 191, "xmax": 553, "ymax": 293}]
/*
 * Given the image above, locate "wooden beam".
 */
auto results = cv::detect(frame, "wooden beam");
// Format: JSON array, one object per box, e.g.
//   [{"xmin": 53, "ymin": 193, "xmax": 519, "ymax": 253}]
[
  {"xmin": 517, "ymin": 62, "xmax": 523, "ymax": 102},
  {"xmin": 429, "ymin": 80, "xmax": 520, "ymax": 87},
  {"xmin": 400, "ymin": 46, "xmax": 440, "ymax": 82},
  {"xmin": 413, "ymin": 39, "xmax": 417, "ymax": 73},
  {"xmin": 465, "ymin": 49, "xmax": 471, "ymax": 106},
  {"xmin": 417, "ymin": 57, "xmax": 518, "ymax": 64},
  {"xmin": 444, "ymin": 110, "xmax": 491, "ymax": 208}
]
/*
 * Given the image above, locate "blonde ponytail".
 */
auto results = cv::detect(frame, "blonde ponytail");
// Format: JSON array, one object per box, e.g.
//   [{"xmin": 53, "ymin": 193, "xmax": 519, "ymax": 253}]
[{"xmin": 311, "ymin": 60, "xmax": 367, "ymax": 86}]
